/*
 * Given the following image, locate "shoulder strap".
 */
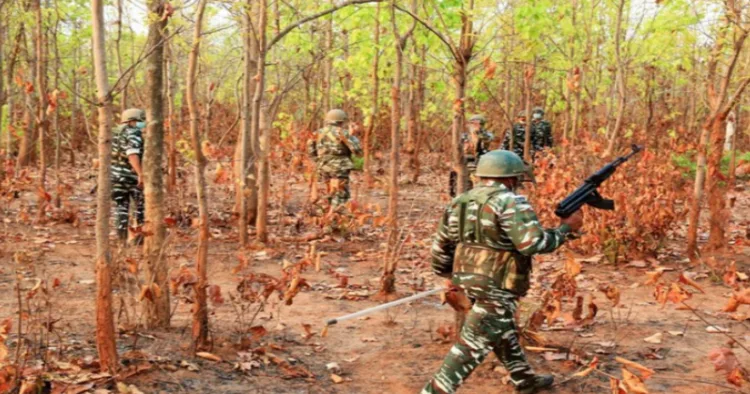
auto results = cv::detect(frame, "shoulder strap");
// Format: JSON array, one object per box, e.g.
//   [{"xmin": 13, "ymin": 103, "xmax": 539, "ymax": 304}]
[{"xmin": 456, "ymin": 188, "xmax": 505, "ymax": 244}]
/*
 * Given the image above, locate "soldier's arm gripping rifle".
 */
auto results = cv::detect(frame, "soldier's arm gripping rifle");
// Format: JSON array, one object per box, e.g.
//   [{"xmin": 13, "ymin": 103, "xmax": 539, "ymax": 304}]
[{"xmin": 554, "ymin": 144, "xmax": 643, "ymax": 218}]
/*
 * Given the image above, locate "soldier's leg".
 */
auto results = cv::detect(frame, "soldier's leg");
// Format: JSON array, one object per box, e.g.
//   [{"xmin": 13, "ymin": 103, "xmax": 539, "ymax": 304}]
[
  {"xmin": 131, "ymin": 186, "xmax": 144, "ymax": 227},
  {"xmin": 331, "ymin": 173, "xmax": 350, "ymax": 206},
  {"xmin": 487, "ymin": 296, "xmax": 535, "ymax": 385},
  {"xmin": 421, "ymin": 300, "xmax": 500, "ymax": 394},
  {"xmin": 112, "ymin": 182, "xmax": 131, "ymax": 241}
]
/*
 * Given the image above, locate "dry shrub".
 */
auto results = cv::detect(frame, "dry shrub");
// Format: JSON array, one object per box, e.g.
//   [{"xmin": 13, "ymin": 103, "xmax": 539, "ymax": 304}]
[{"xmin": 530, "ymin": 138, "xmax": 689, "ymax": 260}]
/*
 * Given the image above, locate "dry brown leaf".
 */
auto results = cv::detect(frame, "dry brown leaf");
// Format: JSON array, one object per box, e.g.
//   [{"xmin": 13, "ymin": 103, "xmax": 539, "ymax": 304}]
[
  {"xmin": 666, "ymin": 283, "xmax": 691, "ymax": 304},
  {"xmin": 565, "ymin": 256, "xmax": 582, "ymax": 277},
  {"xmin": 301, "ymin": 324, "xmax": 314, "ymax": 340},
  {"xmin": 622, "ymin": 367, "xmax": 649, "ymax": 393},
  {"xmin": 196, "ymin": 352, "xmax": 222, "ymax": 362},
  {"xmin": 709, "ymin": 348, "xmax": 739, "ymax": 373},
  {"xmin": 572, "ymin": 356, "xmax": 599, "ymax": 378},
  {"xmin": 615, "ymin": 356, "xmax": 655, "ymax": 380},
  {"xmin": 678, "ymin": 272, "xmax": 705, "ymax": 293},
  {"xmin": 249, "ymin": 325, "xmax": 267, "ymax": 342},
  {"xmin": 600, "ymin": 285, "xmax": 621, "ymax": 307},
  {"xmin": 644, "ymin": 271, "xmax": 663, "ymax": 285},
  {"xmin": 727, "ymin": 367, "xmax": 746, "ymax": 387},
  {"xmin": 331, "ymin": 373, "xmax": 344, "ymax": 384}
]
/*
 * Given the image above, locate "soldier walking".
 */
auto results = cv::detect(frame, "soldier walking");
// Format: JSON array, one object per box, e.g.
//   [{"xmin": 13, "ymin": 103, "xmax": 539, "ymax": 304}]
[
  {"xmin": 531, "ymin": 107, "xmax": 553, "ymax": 150},
  {"xmin": 450, "ymin": 114, "xmax": 495, "ymax": 196},
  {"xmin": 422, "ymin": 150, "xmax": 584, "ymax": 394},
  {"xmin": 111, "ymin": 108, "xmax": 146, "ymax": 246},
  {"xmin": 307, "ymin": 109, "xmax": 362, "ymax": 207}
]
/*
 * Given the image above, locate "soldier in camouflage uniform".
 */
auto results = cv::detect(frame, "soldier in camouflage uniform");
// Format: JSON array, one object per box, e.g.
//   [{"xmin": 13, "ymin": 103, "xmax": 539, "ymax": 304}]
[
  {"xmin": 422, "ymin": 150, "xmax": 584, "ymax": 394},
  {"xmin": 502, "ymin": 110, "xmax": 547, "ymax": 160},
  {"xmin": 111, "ymin": 108, "xmax": 146, "ymax": 245},
  {"xmin": 449, "ymin": 114, "xmax": 495, "ymax": 197},
  {"xmin": 531, "ymin": 107, "xmax": 553, "ymax": 150},
  {"xmin": 307, "ymin": 109, "xmax": 362, "ymax": 206}
]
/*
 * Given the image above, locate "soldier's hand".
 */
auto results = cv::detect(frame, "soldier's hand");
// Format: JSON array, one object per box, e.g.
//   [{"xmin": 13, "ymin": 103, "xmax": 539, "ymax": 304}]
[
  {"xmin": 137, "ymin": 175, "xmax": 144, "ymax": 190},
  {"xmin": 561, "ymin": 210, "xmax": 584, "ymax": 232}
]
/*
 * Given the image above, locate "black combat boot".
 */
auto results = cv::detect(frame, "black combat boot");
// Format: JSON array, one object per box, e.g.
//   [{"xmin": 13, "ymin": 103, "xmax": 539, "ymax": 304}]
[{"xmin": 516, "ymin": 374, "xmax": 554, "ymax": 393}]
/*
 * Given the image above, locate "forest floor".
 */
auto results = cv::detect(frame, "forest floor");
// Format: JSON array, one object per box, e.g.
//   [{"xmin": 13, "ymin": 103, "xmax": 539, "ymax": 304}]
[{"xmin": 1, "ymin": 158, "xmax": 749, "ymax": 394}]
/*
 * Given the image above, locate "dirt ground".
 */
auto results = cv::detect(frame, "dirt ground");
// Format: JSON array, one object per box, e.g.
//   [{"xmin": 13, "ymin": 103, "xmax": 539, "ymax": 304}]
[{"xmin": 1, "ymin": 159, "xmax": 749, "ymax": 394}]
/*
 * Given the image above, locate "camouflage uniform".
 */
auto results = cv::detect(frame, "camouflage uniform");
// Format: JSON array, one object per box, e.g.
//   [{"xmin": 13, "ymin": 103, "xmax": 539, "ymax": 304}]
[
  {"xmin": 461, "ymin": 129, "xmax": 495, "ymax": 173},
  {"xmin": 111, "ymin": 123, "xmax": 144, "ymax": 235},
  {"xmin": 501, "ymin": 123, "xmax": 545, "ymax": 159},
  {"xmin": 531, "ymin": 120, "xmax": 553, "ymax": 150},
  {"xmin": 422, "ymin": 180, "xmax": 572, "ymax": 394},
  {"xmin": 307, "ymin": 125, "xmax": 362, "ymax": 206}
]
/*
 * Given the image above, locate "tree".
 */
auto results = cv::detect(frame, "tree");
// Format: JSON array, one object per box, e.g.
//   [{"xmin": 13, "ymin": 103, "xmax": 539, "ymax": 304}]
[
  {"xmin": 91, "ymin": 0, "xmax": 117, "ymax": 372},
  {"xmin": 254, "ymin": 0, "xmax": 269, "ymax": 242},
  {"xmin": 34, "ymin": 0, "xmax": 48, "ymax": 218},
  {"xmin": 187, "ymin": 0, "xmax": 210, "ymax": 349},
  {"xmin": 143, "ymin": 0, "xmax": 170, "ymax": 329}
]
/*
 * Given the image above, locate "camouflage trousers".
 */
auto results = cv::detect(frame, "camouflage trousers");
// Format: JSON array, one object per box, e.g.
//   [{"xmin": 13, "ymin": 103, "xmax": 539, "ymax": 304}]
[
  {"xmin": 422, "ymin": 275, "xmax": 534, "ymax": 394},
  {"xmin": 320, "ymin": 171, "xmax": 351, "ymax": 206},
  {"xmin": 112, "ymin": 181, "xmax": 144, "ymax": 233}
]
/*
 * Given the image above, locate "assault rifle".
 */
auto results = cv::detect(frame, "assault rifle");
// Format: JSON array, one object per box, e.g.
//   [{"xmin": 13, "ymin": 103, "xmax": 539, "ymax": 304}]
[{"xmin": 554, "ymin": 144, "xmax": 643, "ymax": 218}]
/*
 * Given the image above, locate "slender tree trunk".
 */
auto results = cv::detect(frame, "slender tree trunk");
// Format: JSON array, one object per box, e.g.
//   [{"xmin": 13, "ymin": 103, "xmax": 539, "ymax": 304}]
[
  {"xmin": 0, "ymin": 6, "xmax": 4, "ymax": 173},
  {"xmin": 35, "ymin": 0, "xmax": 48, "ymax": 218},
  {"xmin": 322, "ymin": 0, "xmax": 333, "ymax": 111},
  {"xmin": 17, "ymin": 23, "xmax": 35, "ymax": 169},
  {"xmin": 363, "ymin": 3, "xmax": 380, "ymax": 188},
  {"xmin": 166, "ymin": 41, "xmax": 177, "ymax": 193},
  {"xmin": 686, "ymin": 123, "xmax": 710, "ymax": 259},
  {"xmin": 254, "ymin": 0, "xmax": 269, "ymax": 242},
  {"xmin": 91, "ymin": 0, "xmax": 118, "ymax": 373},
  {"xmin": 115, "ymin": 0, "xmax": 127, "ymax": 111},
  {"xmin": 606, "ymin": 0, "xmax": 626, "ymax": 156},
  {"xmin": 410, "ymin": 44, "xmax": 426, "ymax": 184},
  {"xmin": 522, "ymin": 61, "xmax": 534, "ymax": 162},
  {"xmin": 238, "ymin": 0, "xmax": 258, "ymax": 245},
  {"xmin": 53, "ymin": 2, "xmax": 61, "ymax": 207},
  {"xmin": 143, "ymin": 0, "xmax": 170, "ymax": 328},
  {"xmin": 379, "ymin": 2, "xmax": 404, "ymax": 296},
  {"xmin": 187, "ymin": 0, "xmax": 210, "ymax": 350}
]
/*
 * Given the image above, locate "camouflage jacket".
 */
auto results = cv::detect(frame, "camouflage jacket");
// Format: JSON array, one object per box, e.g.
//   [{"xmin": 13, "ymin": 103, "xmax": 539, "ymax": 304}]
[
  {"xmin": 502, "ymin": 123, "xmax": 549, "ymax": 159},
  {"xmin": 431, "ymin": 180, "xmax": 571, "ymax": 294},
  {"xmin": 532, "ymin": 120, "xmax": 553, "ymax": 149},
  {"xmin": 111, "ymin": 124, "xmax": 143, "ymax": 183},
  {"xmin": 307, "ymin": 125, "xmax": 362, "ymax": 173},
  {"xmin": 460, "ymin": 129, "xmax": 495, "ymax": 159}
]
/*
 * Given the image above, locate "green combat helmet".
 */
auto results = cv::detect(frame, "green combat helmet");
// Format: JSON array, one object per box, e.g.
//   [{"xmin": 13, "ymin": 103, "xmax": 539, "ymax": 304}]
[
  {"xmin": 469, "ymin": 114, "xmax": 486, "ymax": 126},
  {"xmin": 325, "ymin": 109, "xmax": 348, "ymax": 125},
  {"xmin": 532, "ymin": 107, "xmax": 544, "ymax": 116},
  {"xmin": 516, "ymin": 110, "xmax": 527, "ymax": 118},
  {"xmin": 121, "ymin": 108, "xmax": 145, "ymax": 123},
  {"xmin": 475, "ymin": 149, "xmax": 532, "ymax": 181}
]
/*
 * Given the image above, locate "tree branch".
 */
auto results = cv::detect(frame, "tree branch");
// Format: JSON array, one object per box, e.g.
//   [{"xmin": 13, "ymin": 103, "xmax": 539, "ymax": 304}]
[
  {"xmin": 721, "ymin": 76, "xmax": 750, "ymax": 118},
  {"xmin": 267, "ymin": 0, "xmax": 385, "ymax": 51},
  {"xmin": 392, "ymin": 4, "xmax": 458, "ymax": 63}
]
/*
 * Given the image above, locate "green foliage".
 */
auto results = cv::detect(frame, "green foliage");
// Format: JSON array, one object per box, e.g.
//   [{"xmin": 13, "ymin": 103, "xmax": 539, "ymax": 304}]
[
  {"xmin": 672, "ymin": 151, "xmax": 750, "ymax": 178},
  {"xmin": 352, "ymin": 155, "xmax": 364, "ymax": 171}
]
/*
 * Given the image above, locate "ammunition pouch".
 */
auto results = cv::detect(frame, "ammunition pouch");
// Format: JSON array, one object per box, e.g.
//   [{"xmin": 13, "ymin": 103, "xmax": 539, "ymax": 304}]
[{"xmin": 453, "ymin": 244, "xmax": 531, "ymax": 296}]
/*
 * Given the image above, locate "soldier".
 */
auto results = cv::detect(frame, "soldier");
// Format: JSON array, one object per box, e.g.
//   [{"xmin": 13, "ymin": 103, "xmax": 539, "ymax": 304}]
[
  {"xmin": 531, "ymin": 107, "xmax": 553, "ymax": 150},
  {"xmin": 450, "ymin": 114, "xmax": 495, "ymax": 196},
  {"xmin": 111, "ymin": 108, "xmax": 146, "ymax": 246},
  {"xmin": 502, "ymin": 111, "xmax": 528, "ymax": 158},
  {"xmin": 422, "ymin": 150, "xmax": 584, "ymax": 394},
  {"xmin": 307, "ymin": 109, "xmax": 362, "ymax": 207}
]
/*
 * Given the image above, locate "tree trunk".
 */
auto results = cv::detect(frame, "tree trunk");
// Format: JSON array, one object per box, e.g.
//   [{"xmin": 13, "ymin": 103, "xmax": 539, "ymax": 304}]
[
  {"xmin": 322, "ymin": 0, "xmax": 333, "ymax": 111},
  {"xmin": 363, "ymin": 2, "xmax": 380, "ymax": 188},
  {"xmin": 606, "ymin": 0, "xmax": 626, "ymax": 156},
  {"xmin": 706, "ymin": 114, "xmax": 729, "ymax": 250},
  {"xmin": 379, "ymin": 2, "xmax": 403, "ymax": 296},
  {"xmin": 187, "ymin": 0, "xmax": 210, "ymax": 350},
  {"xmin": 143, "ymin": 0, "xmax": 170, "ymax": 328},
  {"xmin": 34, "ymin": 0, "xmax": 48, "ymax": 219},
  {"xmin": 0, "ymin": 5, "xmax": 4, "ymax": 174},
  {"xmin": 17, "ymin": 23, "xmax": 35, "ymax": 169},
  {"xmin": 91, "ymin": 0, "xmax": 118, "ymax": 373},
  {"xmin": 53, "ymin": 2, "xmax": 61, "ymax": 207},
  {"xmin": 254, "ymin": 0, "xmax": 269, "ymax": 242},
  {"xmin": 686, "ymin": 121, "xmax": 711, "ymax": 259},
  {"xmin": 238, "ymin": 0, "xmax": 258, "ymax": 245},
  {"xmin": 522, "ymin": 62, "xmax": 534, "ymax": 162},
  {"xmin": 166, "ymin": 41, "xmax": 177, "ymax": 193},
  {"xmin": 115, "ymin": 0, "xmax": 127, "ymax": 111}
]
